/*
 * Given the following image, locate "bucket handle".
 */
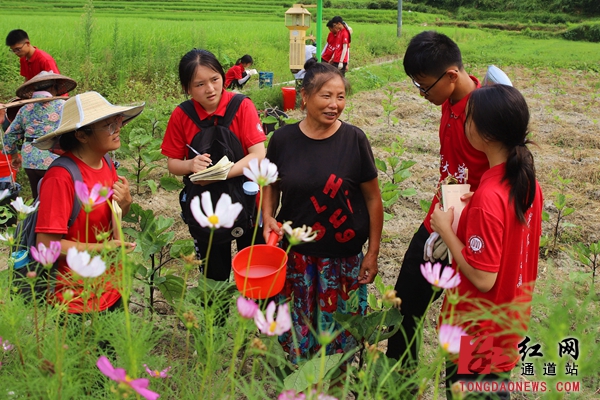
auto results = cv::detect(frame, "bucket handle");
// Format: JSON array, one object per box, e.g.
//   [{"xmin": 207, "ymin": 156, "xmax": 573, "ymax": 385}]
[{"xmin": 267, "ymin": 223, "xmax": 283, "ymax": 246}]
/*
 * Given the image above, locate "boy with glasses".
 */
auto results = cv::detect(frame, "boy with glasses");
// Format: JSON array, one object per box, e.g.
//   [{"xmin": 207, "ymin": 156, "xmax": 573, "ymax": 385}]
[
  {"xmin": 5, "ymin": 29, "xmax": 60, "ymax": 82},
  {"xmin": 386, "ymin": 30, "xmax": 489, "ymax": 372}
]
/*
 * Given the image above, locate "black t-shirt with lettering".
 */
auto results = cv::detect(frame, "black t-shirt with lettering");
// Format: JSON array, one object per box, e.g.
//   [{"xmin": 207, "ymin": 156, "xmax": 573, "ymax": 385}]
[{"xmin": 266, "ymin": 121, "xmax": 378, "ymax": 258}]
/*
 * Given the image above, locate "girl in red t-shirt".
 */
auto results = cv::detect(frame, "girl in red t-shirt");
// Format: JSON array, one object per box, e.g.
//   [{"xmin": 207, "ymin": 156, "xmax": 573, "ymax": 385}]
[
  {"xmin": 33, "ymin": 91, "xmax": 143, "ymax": 314},
  {"xmin": 431, "ymin": 85, "xmax": 542, "ymax": 398},
  {"xmin": 161, "ymin": 49, "xmax": 266, "ymax": 283},
  {"xmin": 224, "ymin": 54, "xmax": 255, "ymax": 90}
]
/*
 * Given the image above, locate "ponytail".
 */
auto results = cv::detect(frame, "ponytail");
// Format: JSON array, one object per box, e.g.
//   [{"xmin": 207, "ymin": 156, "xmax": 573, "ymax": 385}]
[
  {"xmin": 467, "ymin": 85, "xmax": 537, "ymax": 224},
  {"xmin": 237, "ymin": 54, "xmax": 253, "ymax": 65},
  {"xmin": 505, "ymin": 142, "xmax": 536, "ymax": 223}
]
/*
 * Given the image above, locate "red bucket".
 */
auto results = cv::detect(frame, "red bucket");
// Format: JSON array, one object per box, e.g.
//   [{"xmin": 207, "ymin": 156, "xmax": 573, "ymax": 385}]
[
  {"xmin": 232, "ymin": 231, "xmax": 287, "ymax": 299},
  {"xmin": 281, "ymin": 87, "xmax": 296, "ymax": 111}
]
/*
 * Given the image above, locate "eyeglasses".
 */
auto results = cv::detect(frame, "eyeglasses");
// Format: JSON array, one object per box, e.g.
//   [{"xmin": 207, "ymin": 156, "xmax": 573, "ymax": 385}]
[
  {"xmin": 9, "ymin": 42, "xmax": 27, "ymax": 54},
  {"xmin": 96, "ymin": 115, "xmax": 124, "ymax": 136},
  {"xmin": 411, "ymin": 70, "xmax": 456, "ymax": 97}
]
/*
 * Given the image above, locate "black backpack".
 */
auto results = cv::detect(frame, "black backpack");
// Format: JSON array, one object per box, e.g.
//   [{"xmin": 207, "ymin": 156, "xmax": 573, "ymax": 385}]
[
  {"xmin": 12, "ymin": 154, "xmax": 114, "ymax": 301},
  {"xmin": 178, "ymin": 94, "xmax": 255, "ymax": 244}
]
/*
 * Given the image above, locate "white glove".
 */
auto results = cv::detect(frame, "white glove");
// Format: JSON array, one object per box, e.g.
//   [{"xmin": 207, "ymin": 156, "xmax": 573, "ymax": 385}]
[
  {"xmin": 337, "ymin": 62, "xmax": 343, "ymax": 70},
  {"xmin": 246, "ymin": 69, "xmax": 258, "ymax": 76},
  {"xmin": 424, "ymin": 232, "xmax": 448, "ymax": 262}
]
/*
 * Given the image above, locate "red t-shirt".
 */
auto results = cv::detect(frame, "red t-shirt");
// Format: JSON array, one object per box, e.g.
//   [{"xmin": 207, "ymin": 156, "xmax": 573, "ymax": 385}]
[
  {"xmin": 332, "ymin": 28, "xmax": 350, "ymax": 63},
  {"xmin": 225, "ymin": 64, "xmax": 245, "ymax": 89},
  {"xmin": 423, "ymin": 76, "xmax": 488, "ymax": 233},
  {"xmin": 441, "ymin": 163, "xmax": 543, "ymax": 372},
  {"xmin": 35, "ymin": 153, "xmax": 120, "ymax": 313},
  {"xmin": 20, "ymin": 47, "xmax": 60, "ymax": 81},
  {"xmin": 161, "ymin": 90, "xmax": 266, "ymax": 160},
  {"xmin": 321, "ymin": 32, "xmax": 335, "ymax": 62}
]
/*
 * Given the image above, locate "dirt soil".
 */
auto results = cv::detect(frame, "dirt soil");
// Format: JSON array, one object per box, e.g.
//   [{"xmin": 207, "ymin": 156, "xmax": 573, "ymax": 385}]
[{"xmin": 135, "ymin": 65, "xmax": 600, "ymax": 286}]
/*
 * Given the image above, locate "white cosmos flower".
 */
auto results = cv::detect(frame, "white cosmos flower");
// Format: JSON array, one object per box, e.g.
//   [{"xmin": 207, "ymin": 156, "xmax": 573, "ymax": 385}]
[
  {"xmin": 10, "ymin": 197, "xmax": 39, "ymax": 215},
  {"xmin": 66, "ymin": 247, "xmax": 107, "ymax": 278},
  {"xmin": 282, "ymin": 221, "xmax": 318, "ymax": 246},
  {"xmin": 0, "ymin": 232, "xmax": 14, "ymax": 242},
  {"xmin": 190, "ymin": 192, "xmax": 243, "ymax": 229},
  {"xmin": 243, "ymin": 158, "xmax": 278, "ymax": 187},
  {"xmin": 0, "ymin": 189, "xmax": 10, "ymax": 202}
]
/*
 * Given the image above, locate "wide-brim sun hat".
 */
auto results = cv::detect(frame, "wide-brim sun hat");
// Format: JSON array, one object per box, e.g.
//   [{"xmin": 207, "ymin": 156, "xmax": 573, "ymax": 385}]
[
  {"xmin": 16, "ymin": 71, "xmax": 78, "ymax": 99},
  {"xmin": 33, "ymin": 91, "xmax": 145, "ymax": 151}
]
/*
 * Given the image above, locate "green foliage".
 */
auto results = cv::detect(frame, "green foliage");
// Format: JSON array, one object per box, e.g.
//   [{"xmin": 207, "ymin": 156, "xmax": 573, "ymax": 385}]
[
  {"xmin": 381, "ymin": 84, "xmax": 399, "ymax": 127},
  {"xmin": 375, "ymin": 140, "xmax": 417, "ymax": 221},
  {"xmin": 570, "ymin": 241, "xmax": 600, "ymax": 285},
  {"xmin": 541, "ymin": 170, "xmax": 577, "ymax": 255},
  {"xmin": 117, "ymin": 116, "xmax": 167, "ymax": 194},
  {"xmin": 563, "ymin": 23, "xmax": 600, "ymax": 43}
]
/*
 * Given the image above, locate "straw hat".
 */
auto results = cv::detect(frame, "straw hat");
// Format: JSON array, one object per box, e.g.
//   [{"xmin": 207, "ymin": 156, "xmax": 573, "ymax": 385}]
[
  {"xmin": 33, "ymin": 91, "xmax": 145, "ymax": 150},
  {"xmin": 16, "ymin": 71, "xmax": 77, "ymax": 99}
]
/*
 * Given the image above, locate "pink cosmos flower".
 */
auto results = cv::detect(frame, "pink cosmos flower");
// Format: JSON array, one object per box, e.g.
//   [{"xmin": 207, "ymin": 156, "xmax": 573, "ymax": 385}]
[
  {"xmin": 30, "ymin": 241, "xmax": 61, "ymax": 268},
  {"xmin": 237, "ymin": 296, "xmax": 259, "ymax": 319},
  {"xmin": 278, "ymin": 390, "xmax": 338, "ymax": 400},
  {"xmin": 75, "ymin": 181, "xmax": 113, "ymax": 213},
  {"xmin": 254, "ymin": 301, "xmax": 291, "ymax": 336},
  {"xmin": 143, "ymin": 364, "xmax": 171, "ymax": 379},
  {"xmin": 0, "ymin": 337, "xmax": 14, "ymax": 352},
  {"xmin": 96, "ymin": 356, "xmax": 160, "ymax": 400},
  {"xmin": 438, "ymin": 324, "xmax": 467, "ymax": 354},
  {"xmin": 420, "ymin": 261, "xmax": 461, "ymax": 289}
]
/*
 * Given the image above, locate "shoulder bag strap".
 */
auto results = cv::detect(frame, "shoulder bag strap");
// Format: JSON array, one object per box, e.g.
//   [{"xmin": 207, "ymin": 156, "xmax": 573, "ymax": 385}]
[{"xmin": 47, "ymin": 157, "xmax": 83, "ymax": 228}]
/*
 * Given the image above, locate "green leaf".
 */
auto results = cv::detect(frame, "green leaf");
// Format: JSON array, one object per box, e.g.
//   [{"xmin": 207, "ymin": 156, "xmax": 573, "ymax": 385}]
[
  {"xmin": 170, "ymin": 239, "xmax": 195, "ymax": 258},
  {"xmin": 146, "ymin": 180, "xmax": 158, "ymax": 194},
  {"xmin": 367, "ymin": 293, "xmax": 380, "ymax": 311},
  {"xmin": 383, "ymin": 211, "xmax": 394, "ymax": 221},
  {"xmin": 375, "ymin": 159, "xmax": 387, "ymax": 173},
  {"xmin": 562, "ymin": 207, "xmax": 575, "ymax": 217},
  {"xmin": 283, "ymin": 354, "xmax": 344, "ymax": 392},
  {"xmin": 542, "ymin": 210, "xmax": 550, "ymax": 222},
  {"xmin": 156, "ymin": 274, "xmax": 185, "ymax": 303},
  {"xmin": 136, "ymin": 265, "xmax": 148, "ymax": 278},
  {"xmin": 160, "ymin": 175, "xmax": 184, "ymax": 191},
  {"xmin": 392, "ymin": 169, "xmax": 411, "ymax": 183},
  {"xmin": 419, "ymin": 199, "xmax": 432, "ymax": 213},
  {"xmin": 333, "ymin": 308, "xmax": 403, "ymax": 344},
  {"xmin": 400, "ymin": 188, "xmax": 417, "ymax": 197}
]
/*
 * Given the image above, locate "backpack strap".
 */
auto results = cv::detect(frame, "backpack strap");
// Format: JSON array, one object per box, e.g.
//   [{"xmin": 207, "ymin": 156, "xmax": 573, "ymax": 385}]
[
  {"xmin": 47, "ymin": 157, "xmax": 83, "ymax": 228},
  {"xmin": 221, "ymin": 94, "xmax": 246, "ymax": 129},
  {"xmin": 178, "ymin": 94, "xmax": 247, "ymax": 131},
  {"xmin": 178, "ymin": 100, "xmax": 207, "ymax": 131}
]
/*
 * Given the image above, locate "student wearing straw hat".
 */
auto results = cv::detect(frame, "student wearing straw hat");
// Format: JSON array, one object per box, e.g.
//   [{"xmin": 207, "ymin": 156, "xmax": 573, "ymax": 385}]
[
  {"xmin": 32, "ymin": 91, "xmax": 144, "ymax": 314},
  {"xmin": 2, "ymin": 71, "xmax": 77, "ymax": 198}
]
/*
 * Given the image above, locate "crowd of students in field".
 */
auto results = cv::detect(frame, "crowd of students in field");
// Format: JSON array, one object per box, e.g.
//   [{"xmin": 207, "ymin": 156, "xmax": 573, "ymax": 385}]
[{"xmin": 1, "ymin": 21, "xmax": 542, "ymax": 399}]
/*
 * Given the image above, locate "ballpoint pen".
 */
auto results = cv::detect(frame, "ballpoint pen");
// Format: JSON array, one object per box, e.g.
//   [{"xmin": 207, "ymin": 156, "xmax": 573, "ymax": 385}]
[{"xmin": 186, "ymin": 144, "xmax": 212, "ymax": 166}]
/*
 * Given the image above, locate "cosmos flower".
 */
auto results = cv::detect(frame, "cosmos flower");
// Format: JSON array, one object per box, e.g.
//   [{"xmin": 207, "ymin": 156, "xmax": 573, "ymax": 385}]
[
  {"xmin": 438, "ymin": 324, "xmax": 467, "ymax": 354},
  {"xmin": 254, "ymin": 301, "xmax": 291, "ymax": 336},
  {"xmin": 243, "ymin": 158, "xmax": 278, "ymax": 187},
  {"xmin": 190, "ymin": 191, "xmax": 242, "ymax": 229},
  {"xmin": 30, "ymin": 241, "xmax": 61, "ymax": 268},
  {"xmin": 96, "ymin": 356, "xmax": 160, "ymax": 400},
  {"xmin": 143, "ymin": 364, "xmax": 171, "ymax": 379},
  {"xmin": 66, "ymin": 247, "xmax": 106, "ymax": 278},
  {"xmin": 282, "ymin": 221, "xmax": 318, "ymax": 246},
  {"xmin": 74, "ymin": 181, "xmax": 113, "ymax": 213},
  {"xmin": 420, "ymin": 261, "xmax": 461, "ymax": 289},
  {"xmin": 237, "ymin": 296, "xmax": 259, "ymax": 319}
]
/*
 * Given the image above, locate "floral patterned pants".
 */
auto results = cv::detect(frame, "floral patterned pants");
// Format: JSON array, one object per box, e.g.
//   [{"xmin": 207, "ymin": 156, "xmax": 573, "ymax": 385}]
[{"xmin": 277, "ymin": 251, "xmax": 367, "ymax": 363}]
